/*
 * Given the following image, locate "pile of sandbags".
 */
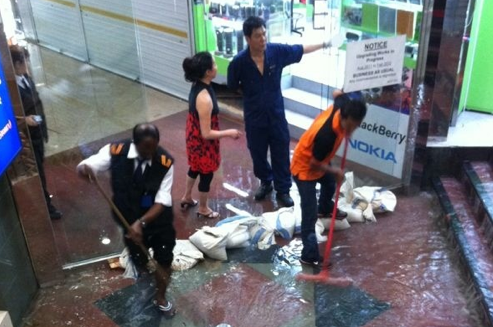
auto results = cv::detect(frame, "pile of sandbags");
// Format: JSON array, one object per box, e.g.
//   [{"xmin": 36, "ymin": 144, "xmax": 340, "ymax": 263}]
[
  {"xmin": 187, "ymin": 172, "xmax": 398, "ymax": 262},
  {"xmin": 188, "ymin": 210, "xmax": 300, "ymax": 260},
  {"xmin": 338, "ymin": 172, "xmax": 397, "ymax": 223}
]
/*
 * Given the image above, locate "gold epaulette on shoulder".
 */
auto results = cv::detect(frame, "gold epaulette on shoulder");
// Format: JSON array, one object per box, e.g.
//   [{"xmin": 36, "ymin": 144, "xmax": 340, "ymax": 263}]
[
  {"xmin": 161, "ymin": 154, "xmax": 173, "ymax": 168},
  {"xmin": 110, "ymin": 143, "xmax": 124, "ymax": 155}
]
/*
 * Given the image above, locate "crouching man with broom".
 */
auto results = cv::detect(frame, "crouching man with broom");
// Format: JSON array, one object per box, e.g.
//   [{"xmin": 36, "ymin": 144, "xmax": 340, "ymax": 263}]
[
  {"xmin": 291, "ymin": 91, "xmax": 367, "ymax": 286},
  {"xmin": 77, "ymin": 123, "xmax": 177, "ymax": 318}
]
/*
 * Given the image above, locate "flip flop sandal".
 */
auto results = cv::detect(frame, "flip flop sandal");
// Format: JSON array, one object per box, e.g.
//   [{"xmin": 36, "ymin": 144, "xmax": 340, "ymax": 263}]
[
  {"xmin": 197, "ymin": 211, "xmax": 220, "ymax": 219},
  {"xmin": 154, "ymin": 300, "xmax": 177, "ymax": 319},
  {"xmin": 180, "ymin": 200, "xmax": 198, "ymax": 210}
]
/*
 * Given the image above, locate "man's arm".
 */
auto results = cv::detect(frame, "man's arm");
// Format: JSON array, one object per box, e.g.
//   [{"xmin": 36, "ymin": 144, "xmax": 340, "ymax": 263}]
[
  {"xmin": 303, "ymin": 43, "xmax": 324, "ymax": 54},
  {"xmin": 77, "ymin": 144, "xmax": 112, "ymax": 180},
  {"xmin": 310, "ymin": 158, "xmax": 344, "ymax": 185},
  {"xmin": 303, "ymin": 34, "xmax": 345, "ymax": 55}
]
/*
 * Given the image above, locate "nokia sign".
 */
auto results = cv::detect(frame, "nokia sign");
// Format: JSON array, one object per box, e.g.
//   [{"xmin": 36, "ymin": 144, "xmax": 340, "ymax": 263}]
[{"xmin": 349, "ymin": 139, "xmax": 398, "ymax": 164}]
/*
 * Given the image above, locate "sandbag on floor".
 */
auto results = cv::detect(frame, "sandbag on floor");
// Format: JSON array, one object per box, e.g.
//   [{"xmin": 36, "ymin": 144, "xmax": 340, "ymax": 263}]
[
  {"xmin": 315, "ymin": 218, "xmax": 351, "ymax": 242},
  {"xmin": 172, "ymin": 240, "xmax": 204, "ymax": 271},
  {"xmin": 216, "ymin": 215, "xmax": 259, "ymax": 249},
  {"xmin": 338, "ymin": 171, "xmax": 397, "ymax": 223},
  {"xmin": 262, "ymin": 207, "xmax": 297, "ymax": 240},
  {"xmin": 189, "ymin": 226, "xmax": 229, "ymax": 261},
  {"xmin": 119, "ymin": 239, "xmax": 204, "ymax": 279}
]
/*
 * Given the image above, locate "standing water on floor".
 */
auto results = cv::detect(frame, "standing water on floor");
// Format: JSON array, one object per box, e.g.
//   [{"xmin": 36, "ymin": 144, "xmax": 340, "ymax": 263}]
[{"xmin": 27, "ymin": 193, "xmax": 483, "ymax": 327}]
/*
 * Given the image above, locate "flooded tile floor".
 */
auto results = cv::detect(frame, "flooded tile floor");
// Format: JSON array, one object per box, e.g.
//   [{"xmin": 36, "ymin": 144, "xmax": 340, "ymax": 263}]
[
  {"xmin": 20, "ymin": 111, "xmax": 482, "ymax": 327},
  {"xmin": 19, "ymin": 47, "xmax": 484, "ymax": 326}
]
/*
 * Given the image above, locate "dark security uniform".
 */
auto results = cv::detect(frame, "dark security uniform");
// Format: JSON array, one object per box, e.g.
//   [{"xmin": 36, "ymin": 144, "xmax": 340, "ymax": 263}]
[
  {"xmin": 228, "ymin": 43, "xmax": 304, "ymax": 194},
  {"xmin": 110, "ymin": 140, "xmax": 176, "ymax": 268},
  {"xmin": 18, "ymin": 74, "xmax": 54, "ymax": 212}
]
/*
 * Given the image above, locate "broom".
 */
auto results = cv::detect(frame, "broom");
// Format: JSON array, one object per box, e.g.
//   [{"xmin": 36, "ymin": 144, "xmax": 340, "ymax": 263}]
[
  {"xmin": 91, "ymin": 174, "xmax": 164, "ymax": 276},
  {"xmin": 296, "ymin": 137, "xmax": 353, "ymax": 287}
]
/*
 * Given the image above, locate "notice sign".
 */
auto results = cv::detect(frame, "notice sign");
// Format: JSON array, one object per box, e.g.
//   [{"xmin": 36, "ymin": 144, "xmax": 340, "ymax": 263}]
[
  {"xmin": 344, "ymin": 35, "xmax": 406, "ymax": 93},
  {"xmin": 0, "ymin": 59, "xmax": 22, "ymax": 176}
]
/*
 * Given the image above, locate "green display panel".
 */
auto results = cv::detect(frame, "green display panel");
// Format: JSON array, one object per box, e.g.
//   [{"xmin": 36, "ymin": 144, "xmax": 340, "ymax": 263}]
[
  {"xmin": 459, "ymin": 0, "xmax": 493, "ymax": 114},
  {"xmin": 362, "ymin": 3, "xmax": 379, "ymax": 34}
]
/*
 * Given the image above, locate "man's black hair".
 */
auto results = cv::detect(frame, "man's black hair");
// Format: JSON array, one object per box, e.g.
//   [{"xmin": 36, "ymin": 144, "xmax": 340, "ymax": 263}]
[
  {"xmin": 243, "ymin": 16, "xmax": 266, "ymax": 38},
  {"xmin": 334, "ymin": 94, "xmax": 367, "ymax": 122},
  {"xmin": 133, "ymin": 123, "xmax": 160, "ymax": 145}
]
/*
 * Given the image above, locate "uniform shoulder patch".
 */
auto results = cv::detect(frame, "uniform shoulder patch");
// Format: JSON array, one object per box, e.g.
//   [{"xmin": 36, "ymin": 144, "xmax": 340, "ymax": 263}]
[
  {"xmin": 161, "ymin": 154, "xmax": 173, "ymax": 168},
  {"xmin": 110, "ymin": 143, "xmax": 125, "ymax": 155}
]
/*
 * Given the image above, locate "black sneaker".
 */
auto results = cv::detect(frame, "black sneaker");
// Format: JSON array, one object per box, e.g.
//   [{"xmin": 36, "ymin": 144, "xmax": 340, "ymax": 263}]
[
  {"xmin": 276, "ymin": 193, "xmax": 294, "ymax": 207},
  {"xmin": 318, "ymin": 208, "xmax": 348, "ymax": 220},
  {"xmin": 254, "ymin": 183, "xmax": 273, "ymax": 201},
  {"xmin": 331, "ymin": 208, "xmax": 348, "ymax": 219},
  {"xmin": 49, "ymin": 208, "xmax": 63, "ymax": 220},
  {"xmin": 299, "ymin": 258, "xmax": 332, "ymax": 269}
]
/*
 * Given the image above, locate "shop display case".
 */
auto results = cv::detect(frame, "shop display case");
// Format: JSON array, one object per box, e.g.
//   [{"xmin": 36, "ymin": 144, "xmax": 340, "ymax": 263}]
[
  {"xmin": 193, "ymin": 0, "xmax": 288, "ymax": 83},
  {"xmin": 341, "ymin": 0, "xmax": 422, "ymax": 69}
]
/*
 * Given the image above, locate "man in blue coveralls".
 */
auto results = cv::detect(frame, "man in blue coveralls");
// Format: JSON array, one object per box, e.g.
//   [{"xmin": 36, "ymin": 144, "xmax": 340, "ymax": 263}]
[{"xmin": 228, "ymin": 16, "xmax": 335, "ymax": 207}]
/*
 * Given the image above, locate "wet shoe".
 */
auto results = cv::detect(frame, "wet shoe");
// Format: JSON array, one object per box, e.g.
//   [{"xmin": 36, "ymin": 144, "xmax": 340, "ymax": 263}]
[
  {"xmin": 254, "ymin": 183, "xmax": 273, "ymax": 201},
  {"xmin": 49, "ymin": 209, "xmax": 63, "ymax": 220},
  {"xmin": 318, "ymin": 208, "xmax": 348, "ymax": 220},
  {"xmin": 300, "ymin": 258, "xmax": 332, "ymax": 269},
  {"xmin": 276, "ymin": 193, "xmax": 294, "ymax": 207}
]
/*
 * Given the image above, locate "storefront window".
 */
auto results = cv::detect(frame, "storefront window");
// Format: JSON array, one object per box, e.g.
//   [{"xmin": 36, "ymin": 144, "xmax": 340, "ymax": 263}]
[
  {"xmin": 5, "ymin": 0, "xmax": 192, "ymax": 269},
  {"xmin": 192, "ymin": 0, "xmax": 423, "ymax": 186}
]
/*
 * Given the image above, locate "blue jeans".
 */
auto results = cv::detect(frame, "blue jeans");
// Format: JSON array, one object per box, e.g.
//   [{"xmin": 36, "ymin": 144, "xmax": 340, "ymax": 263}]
[{"xmin": 293, "ymin": 173, "xmax": 336, "ymax": 262}]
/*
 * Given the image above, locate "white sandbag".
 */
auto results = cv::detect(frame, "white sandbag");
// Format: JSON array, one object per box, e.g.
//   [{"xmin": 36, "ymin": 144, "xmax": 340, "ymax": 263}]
[
  {"xmin": 339, "ymin": 171, "xmax": 355, "ymax": 204},
  {"xmin": 353, "ymin": 187, "xmax": 378, "ymax": 222},
  {"xmin": 315, "ymin": 218, "xmax": 351, "ymax": 242},
  {"xmin": 216, "ymin": 215, "xmax": 258, "ymax": 228},
  {"xmin": 319, "ymin": 218, "xmax": 351, "ymax": 231},
  {"xmin": 338, "ymin": 202, "xmax": 365, "ymax": 223},
  {"xmin": 172, "ymin": 240, "xmax": 204, "ymax": 271},
  {"xmin": 250, "ymin": 222, "xmax": 276, "ymax": 250},
  {"xmin": 315, "ymin": 219, "xmax": 326, "ymax": 242},
  {"xmin": 371, "ymin": 189, "xmax": 397, "ymax": 213},
  {"xmin": 119, "ymin": 248, "xmax": 139, "ymax": 279},
  {"xmin": 294, "ymin": 204, "xmax": 302, "ymax": 235},
  {"xmin": 189, "ymin": 226, "xmax": 228, "ymax": 261},
  {"xmin": 262, "ymin": 207, "xmax": 296, "ymax": 239},
  {"xmin": 215, "ymin": 215, "xmax": 258, "ymax": 249},
  {"xmin": 119, "ymin": 247, "xmax": 130, "ymax": 269},
  {"xmin": 220, "ymin": 223, "xmax": 251, "ymax": 249}
]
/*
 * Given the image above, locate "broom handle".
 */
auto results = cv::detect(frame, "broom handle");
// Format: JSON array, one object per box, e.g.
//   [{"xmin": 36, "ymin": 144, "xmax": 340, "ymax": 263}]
[
  {"xmin": 91, "ymin": 174, "xmax": 157, "ymax": 265},
  {"xmin": 322, "ymin": 137, "xmax": 349, "ymax": 267}
]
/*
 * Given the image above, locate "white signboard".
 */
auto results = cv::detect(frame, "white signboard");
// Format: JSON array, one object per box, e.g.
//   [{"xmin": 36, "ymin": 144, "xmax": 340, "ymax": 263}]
[
  {"xmin": 344, "ymin": 35, "xmax": 406, "ymax": 93},
  {"xmin": 336, "ymin": 104, "xmax": 409, "ymax": 179}
]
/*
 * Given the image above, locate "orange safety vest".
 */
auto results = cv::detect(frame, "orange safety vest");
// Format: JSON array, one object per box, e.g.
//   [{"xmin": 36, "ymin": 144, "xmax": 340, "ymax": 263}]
[{"xmin": 290, "ymin": 105, "xmax": 345, "ymax": 181}]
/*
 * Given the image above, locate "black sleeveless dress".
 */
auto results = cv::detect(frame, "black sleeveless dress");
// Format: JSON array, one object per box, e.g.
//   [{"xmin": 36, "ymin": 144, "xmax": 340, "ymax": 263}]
[{"xmin": 186, "ymin": 81, "xmax": 221, "ymax": 174}]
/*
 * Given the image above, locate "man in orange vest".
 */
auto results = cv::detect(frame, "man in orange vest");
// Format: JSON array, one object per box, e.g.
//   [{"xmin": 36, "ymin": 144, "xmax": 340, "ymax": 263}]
[{"xmin": 291, "ymin": 91, "xmax": 367, "ymax": 266}]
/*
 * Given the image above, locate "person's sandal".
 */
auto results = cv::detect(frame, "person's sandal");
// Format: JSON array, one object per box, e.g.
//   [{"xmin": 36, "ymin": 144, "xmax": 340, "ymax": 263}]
[
  {"xmin": 180, "ymin": 200, "xmax": 198, "ymax": 210},
  {"xmin": 154, "ymin": 300, "xmax": 177, "ymax": 319},
  {"xmin": 197, "ymin": 211, "xmax": 220, "ymax": 219}
]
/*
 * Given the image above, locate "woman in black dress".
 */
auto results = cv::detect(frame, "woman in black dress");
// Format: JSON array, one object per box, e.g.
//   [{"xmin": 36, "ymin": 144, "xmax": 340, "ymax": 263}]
[{"xmin": 181, "ymin": 52, "xmax": 241, "ymax": 218}]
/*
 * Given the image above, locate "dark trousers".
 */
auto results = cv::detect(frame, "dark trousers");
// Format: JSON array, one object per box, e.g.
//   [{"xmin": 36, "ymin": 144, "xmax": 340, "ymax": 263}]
[
  {"xmin": 32, "ymin": 141, "xmax": 55, "ymax": 213},
  {"xmin": 245, "ymin": 121, "xmax": 291, "ymax": 194},
  {"xmin": 124, "ymin": 231, "xmax": 175, "ymax": 269},
  {"xmin": 293, "ymin": 173, "xmax": 336, "ymax": 262}
]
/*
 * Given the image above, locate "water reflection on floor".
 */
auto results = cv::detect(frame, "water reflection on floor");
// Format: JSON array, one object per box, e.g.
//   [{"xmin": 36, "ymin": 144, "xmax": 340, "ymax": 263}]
[{"xmin": 25, "ymin": 191, "xmax": 483, "ymax": 327}]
